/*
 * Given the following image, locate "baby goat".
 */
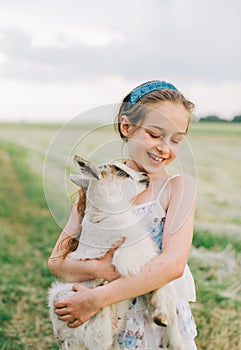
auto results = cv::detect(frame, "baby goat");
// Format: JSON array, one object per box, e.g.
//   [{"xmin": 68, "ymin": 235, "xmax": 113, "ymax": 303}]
[{"xmin": 48, "ymin": 155, "xmax": 184, "ymax": 350}]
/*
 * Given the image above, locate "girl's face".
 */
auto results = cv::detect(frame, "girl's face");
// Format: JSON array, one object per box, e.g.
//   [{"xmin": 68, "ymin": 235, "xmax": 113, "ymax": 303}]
[{"xmin": 121, "ymin": 101, "xmax": 190, "ymax": 177}]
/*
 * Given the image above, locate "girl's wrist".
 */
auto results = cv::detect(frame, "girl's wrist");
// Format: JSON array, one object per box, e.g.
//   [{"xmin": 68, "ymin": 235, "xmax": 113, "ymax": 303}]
[
  {"xmin": 84, "ymin": 259, "xmax": 99, "ymax": 279},
  {"xmin": 94, "ymin": 277, "xmax": 130, "ymax": 309},
  {"xmin": 93, "ymin": 284, "xmax": 111, "ymax": 310}
]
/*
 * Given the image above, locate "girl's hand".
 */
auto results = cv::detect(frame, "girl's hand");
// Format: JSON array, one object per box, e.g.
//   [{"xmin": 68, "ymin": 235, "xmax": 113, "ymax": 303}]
[
  {"xmin": 92, "ymin": 237, "xmax": 125, "ymax": 282},
  {"xmin": 55, "ymin": 283, "xmax": 101, "ymax": 328}
]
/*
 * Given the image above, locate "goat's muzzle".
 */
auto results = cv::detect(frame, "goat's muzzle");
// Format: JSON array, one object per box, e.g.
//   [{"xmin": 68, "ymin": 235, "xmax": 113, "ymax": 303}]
[{"xmin": 139, "ymin": 173, "xmax": 150, "ymax": 188}]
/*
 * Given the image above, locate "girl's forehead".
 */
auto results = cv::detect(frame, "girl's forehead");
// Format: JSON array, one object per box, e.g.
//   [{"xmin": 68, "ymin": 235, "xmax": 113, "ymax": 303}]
[{"xmin": 142, "ymin": 101, "xmax": 189, "ymax": 132}]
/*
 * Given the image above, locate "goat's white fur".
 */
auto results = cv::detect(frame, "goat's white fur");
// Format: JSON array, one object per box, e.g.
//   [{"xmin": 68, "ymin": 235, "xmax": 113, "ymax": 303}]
[{"xmin": 48, "ymin": 156, "xmax": 184, "ymax": 350}]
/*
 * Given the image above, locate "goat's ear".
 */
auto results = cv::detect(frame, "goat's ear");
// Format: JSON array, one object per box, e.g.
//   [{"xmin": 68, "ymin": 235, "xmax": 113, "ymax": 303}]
[
  {"xmin": 73, "ymin": 155, "xmax": 100, "ymax": 180},
  {"xmin": 70, "ymin": 174, "xmax": 89, "ymax": 189}
]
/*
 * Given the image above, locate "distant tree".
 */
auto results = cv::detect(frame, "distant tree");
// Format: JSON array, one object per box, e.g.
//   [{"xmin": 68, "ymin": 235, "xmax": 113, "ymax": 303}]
[
  {"xmin": 199, "ymin": 115, "xmax": 229, "ymax": 122},
  {"xmin": 232, "ymin": 115, "xmax": 241, "ymax": 122}
]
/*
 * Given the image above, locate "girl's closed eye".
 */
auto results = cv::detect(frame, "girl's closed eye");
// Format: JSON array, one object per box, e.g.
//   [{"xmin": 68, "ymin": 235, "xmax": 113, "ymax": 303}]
[
  {"xmin": 146, "ymin": 129, "xmax": 162, "ymax": 139},
  {"xmin": 150, "ymin": 133, "xmax": 160, "ymax": 139},
  {"xmin": 171, "ymin": 138, "xmax": 181, "ymax": 144},
  {"xmin": 172, "ymin": 134, "xmax": 185, "ymax": 144},
  {"xmin": 146, "ymin": 128, "xmax": 183, "ymax": 144}
]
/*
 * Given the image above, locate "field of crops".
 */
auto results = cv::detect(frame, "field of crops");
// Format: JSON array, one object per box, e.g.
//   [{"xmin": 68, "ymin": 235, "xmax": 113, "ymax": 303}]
[{"xmin": 0, "ymin": 121, "xmax": 240, "ymax": 349}]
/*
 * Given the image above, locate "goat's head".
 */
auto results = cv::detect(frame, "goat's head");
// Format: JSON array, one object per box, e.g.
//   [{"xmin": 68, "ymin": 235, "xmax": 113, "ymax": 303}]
[{"xmin": 70, "ymin": 155, "xmax": 149, "ymax": 212}]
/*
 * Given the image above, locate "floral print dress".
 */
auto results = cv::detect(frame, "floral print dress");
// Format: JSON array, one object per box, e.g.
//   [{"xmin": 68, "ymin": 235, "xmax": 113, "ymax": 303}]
[{"xmin": 116, "ymin": 178, "xmax": 197, "ymax": 349}]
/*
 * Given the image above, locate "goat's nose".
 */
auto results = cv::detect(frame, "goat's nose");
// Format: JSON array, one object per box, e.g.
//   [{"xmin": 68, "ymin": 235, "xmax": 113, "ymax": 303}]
[
  {"xmin": 140, "ymin": 173, "xmax": 150, "ymax": 187},
  {"xmin": 140, "ymin": 172, "xmax": 148, "ymax": 177}
]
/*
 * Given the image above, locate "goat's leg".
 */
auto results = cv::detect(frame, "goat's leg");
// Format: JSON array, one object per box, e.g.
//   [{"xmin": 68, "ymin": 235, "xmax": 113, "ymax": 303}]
[
  {"xmin": 162, "ymin": 325, "xmax": 184, "ymax": 350},
  {"xmin": 146, "ymin": 288, "xmax": 184, "ymax": 350},
  {"xmin": 58, "ymin": 338, "xmax": 87, "ymax": 350},
  {"xmin": 147, "ymin": 286, "xmax": 176, "ymax": 327},
  {"xmin": 79, "ymin": 306, "xmax": 116, "ymax": 350}
]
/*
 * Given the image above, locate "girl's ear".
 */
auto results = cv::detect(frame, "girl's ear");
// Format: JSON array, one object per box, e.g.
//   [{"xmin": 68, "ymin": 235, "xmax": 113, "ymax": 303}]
[{"xmin": 120, "ymin": 115, "xmax": 131, "ymax": 138}]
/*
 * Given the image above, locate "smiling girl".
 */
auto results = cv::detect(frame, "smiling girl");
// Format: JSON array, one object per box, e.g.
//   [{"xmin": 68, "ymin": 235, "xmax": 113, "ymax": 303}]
[{"xmin": 48, "ymin": 80, "xmax": 198, "ymax": 349}]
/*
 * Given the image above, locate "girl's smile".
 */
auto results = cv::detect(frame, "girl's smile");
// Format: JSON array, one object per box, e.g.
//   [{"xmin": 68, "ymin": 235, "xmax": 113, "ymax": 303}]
[{"xmin": 147, "ymin": 151, "xmax": 166, "ymax": 164}]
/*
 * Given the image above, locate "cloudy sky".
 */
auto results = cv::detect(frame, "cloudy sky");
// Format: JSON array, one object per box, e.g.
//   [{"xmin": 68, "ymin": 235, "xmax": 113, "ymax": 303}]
[{"xmin": 0, "ymin": 0, "xmax": 240, "ymax": 122}]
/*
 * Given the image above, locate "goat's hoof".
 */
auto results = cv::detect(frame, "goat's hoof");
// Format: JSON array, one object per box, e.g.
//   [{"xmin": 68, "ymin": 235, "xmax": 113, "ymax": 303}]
[{"xmin": 153, "ymin": 314, "xmax": 168, "ymax": 327}]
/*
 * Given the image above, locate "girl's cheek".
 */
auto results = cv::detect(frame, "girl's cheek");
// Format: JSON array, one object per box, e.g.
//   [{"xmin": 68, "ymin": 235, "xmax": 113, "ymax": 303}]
[
  {"xmin": 174, "ymin": 143, "xmax": 182, "ymax": 153},
  {"xmin": 146, "ymin": 136, "xmax": 159, "ymax": 148}
]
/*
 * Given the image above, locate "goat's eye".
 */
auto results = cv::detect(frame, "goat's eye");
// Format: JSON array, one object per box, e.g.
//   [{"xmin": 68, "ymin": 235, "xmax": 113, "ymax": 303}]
[{"xmin": 118, "ymin": 170, "xmax": 128, "ymax": 177}]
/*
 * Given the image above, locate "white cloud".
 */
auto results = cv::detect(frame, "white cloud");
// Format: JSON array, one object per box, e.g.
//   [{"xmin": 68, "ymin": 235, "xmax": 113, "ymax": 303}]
[
  {"xmin": 186, "ymin": 80, "xmax": 241, "ymax": 119},
  {"xmin": 0, "ymin": 0, "xmax": 240, "ymax": 121},
  {"xmin": 0, "ymin": 75, "xmax": 130, "ymax": 122}
]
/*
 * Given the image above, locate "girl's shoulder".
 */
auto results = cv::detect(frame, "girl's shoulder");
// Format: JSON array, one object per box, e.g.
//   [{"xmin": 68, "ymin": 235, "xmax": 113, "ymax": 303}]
[
  {"xmin": 158, "ymin": 174, "xmax": 196, "ymax": 212},
  {"xmin": 168, "ymin": 174, "xmax": 196, "ymax": 193}
]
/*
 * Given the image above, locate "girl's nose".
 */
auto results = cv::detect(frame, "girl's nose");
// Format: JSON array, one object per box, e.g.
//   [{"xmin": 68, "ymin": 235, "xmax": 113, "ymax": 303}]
[{"xmin": 156, "ymin": 139, "xmax": 169, "ymax": 154}]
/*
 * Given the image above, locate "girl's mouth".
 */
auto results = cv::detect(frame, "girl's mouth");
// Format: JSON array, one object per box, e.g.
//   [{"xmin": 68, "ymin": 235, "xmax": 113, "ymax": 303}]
[{"xmin": 147, "ymin": 152, "xmax": 164, "ymax": 163}]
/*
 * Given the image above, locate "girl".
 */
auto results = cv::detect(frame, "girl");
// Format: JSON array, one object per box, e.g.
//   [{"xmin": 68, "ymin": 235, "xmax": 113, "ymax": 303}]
[{"xmin": 48, "ymin": 80, "xmax": 198, "ymax": 349}]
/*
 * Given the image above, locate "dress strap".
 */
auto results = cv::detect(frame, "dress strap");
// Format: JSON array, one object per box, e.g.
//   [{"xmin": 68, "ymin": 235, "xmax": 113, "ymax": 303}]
[{"xmin": 156, "ymin": 175, "xmax": 180, "ymax": 202}]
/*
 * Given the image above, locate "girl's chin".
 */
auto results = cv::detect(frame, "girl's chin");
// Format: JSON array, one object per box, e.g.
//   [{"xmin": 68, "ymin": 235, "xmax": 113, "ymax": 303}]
[
  {"xmin": 144, "ymin": 163, "xmax": 167, "ymax": 176},
  {"xmin": 147, "ymin": 157, "xmax": 165, "ymax": 170}
]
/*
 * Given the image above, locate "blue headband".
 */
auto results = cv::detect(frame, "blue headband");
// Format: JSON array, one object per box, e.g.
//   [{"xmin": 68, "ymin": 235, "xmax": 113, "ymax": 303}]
[{"xmin": 129, "ymin": 81, "xmax": 178, "ymax": 105}]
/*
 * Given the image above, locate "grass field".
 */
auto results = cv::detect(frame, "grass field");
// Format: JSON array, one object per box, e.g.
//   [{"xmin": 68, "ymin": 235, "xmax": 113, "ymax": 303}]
[{"xmin": 0, "ymin": 122, "xmax": 240, "ymax": 349}]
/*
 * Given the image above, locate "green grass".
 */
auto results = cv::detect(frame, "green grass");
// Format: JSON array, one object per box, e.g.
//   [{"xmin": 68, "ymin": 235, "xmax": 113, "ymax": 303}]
[
  {"xmin": 0, "ymin": 141, "xmax": 58, "ymax": 349},
  {"xmin": 193, "ymin": 230, "xmax": 241, "ymax": 253},
  {"xmin": 189, "ymin": 246, "xmax": 241, "ymax": 349},
  {"xmin": 189, "ymin": 121, "xmax": 241, "ymax": 136},
  {"xmin": 190, "ymin": 228, "xmax": 241, "ymax": 348}
]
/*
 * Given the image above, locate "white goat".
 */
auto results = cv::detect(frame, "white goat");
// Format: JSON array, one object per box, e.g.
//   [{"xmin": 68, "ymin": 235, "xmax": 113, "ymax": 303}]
[{"xmin": 48, "ymin": 155, "xmax": 184, "ymax": 350}]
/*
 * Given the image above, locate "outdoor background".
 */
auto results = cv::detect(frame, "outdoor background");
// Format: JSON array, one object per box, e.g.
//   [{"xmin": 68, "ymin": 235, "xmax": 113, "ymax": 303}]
[{"xmin": 0, "ymin": 1, "xmax": 241, "ymax": 349}]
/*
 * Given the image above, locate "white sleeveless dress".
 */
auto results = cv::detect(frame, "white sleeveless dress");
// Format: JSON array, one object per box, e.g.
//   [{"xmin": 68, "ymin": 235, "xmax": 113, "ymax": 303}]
[{"xmin": 116, "ymin": 177, "xmax": 197, "ymax": 349}]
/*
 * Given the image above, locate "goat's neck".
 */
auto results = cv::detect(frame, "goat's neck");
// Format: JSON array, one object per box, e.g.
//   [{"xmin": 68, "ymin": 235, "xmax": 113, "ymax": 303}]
[
  {"xmin": 84, "ymin": 198, "xmax": 136, "ymax": 224},
  {"xmin": 85, "ymin": 183, "xmax": 137, "ymax": 223}
]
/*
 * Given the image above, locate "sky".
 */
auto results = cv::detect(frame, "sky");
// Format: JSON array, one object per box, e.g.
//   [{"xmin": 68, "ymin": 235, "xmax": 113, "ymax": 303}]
[{"xmin": 0, "ymin": 0, "xmax": 241, "ymax": 123}]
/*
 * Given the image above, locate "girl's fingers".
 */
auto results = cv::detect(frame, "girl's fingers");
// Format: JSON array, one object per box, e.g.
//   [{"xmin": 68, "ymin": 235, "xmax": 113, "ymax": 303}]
[
  {"xmin": 55, "ymin": 300, "xmax": 69, "ymax": 309},
  {"xmin": 110, "ymin": 237, "xmax": 125, "ymax": 252},
  {"xmin": 72, "ymin": 283, "xmax": 88, "ymax": 293},
  {"xmin": 58, "ymin": 314, "xmax": 74, "ymax": 322},
  {"xmin": 68, "ymin": 319, "xmax": 82, "ymax": 328},
  {"xmin": 55, "ymin": 306, "xmax": 71, "ymax": 315},
  {"xmin": 72, "ymin": 283, "xmax": 80, "ymax": 292}
]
